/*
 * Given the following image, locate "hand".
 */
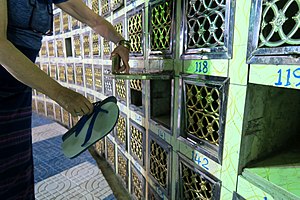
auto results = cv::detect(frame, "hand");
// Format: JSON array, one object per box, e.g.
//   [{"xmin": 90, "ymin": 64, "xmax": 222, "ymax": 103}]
[
  {"xmin": 53, "ymin": 87, "xmax": 93, "ymax": 117},
  {"xmin": 111, "ymin": 45, "xmax": 130, "ymax": 73}
]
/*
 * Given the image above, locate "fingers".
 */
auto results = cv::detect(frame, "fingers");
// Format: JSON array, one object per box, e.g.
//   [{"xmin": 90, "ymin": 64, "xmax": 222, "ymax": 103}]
[{"xmin": 111, "ymin": 45, "xmax": 130, "ymax": 73}]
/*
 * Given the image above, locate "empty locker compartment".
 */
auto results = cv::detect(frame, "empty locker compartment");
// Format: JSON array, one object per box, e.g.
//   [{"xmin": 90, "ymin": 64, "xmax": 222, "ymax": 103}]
[
  {"xmin": 117, "ymin": 150, "xmax": 128, "ymax": 188},
  {"xmin": 148, "ymin": 131, "xmax": 172, "ymax": 197},
  {"xmin": 129, "ymin": 78, "xmax": 144, "ymax": 115},
  {"xmin": 179, "ymin": 74, "xmax": 229, "ymax": 163},
  {"xmin": 75, "ymin": 63, "xmax": 84, "ymax": 86},
  {"xmin": 239, "ymin": 84, "xmax": 300, "ymax": 199},
  {"xmin": 131, "ymin": 165, "xmax": 145, "ymax": 200},
  {"xmin": 93, "ymin": 64, "xmax": 102, "ymax": 93},
  {"xmin": 92, "ymin": 32, "xmax": 101, "ymax": 58},
  {"xmin": 115, "ymin": 112, "xmax": 127, "ymax": 150},
  {"xmin": 83, "ymin": 32, "xmax": 91, "ymax": 58},
  {"xmin": 111, "ymin": 0, "xmax": 124, "ymax": 12},
  {"xmin": 180, "ymin": 0, "xmax": 235, "ymax": 59},
  {"xmin": 179, "ymin": 154, "xmax": 221, "ymax": 200},
  {"xmin": 55, "ymin": 104, "xmax": 62, "ymax": 123},
  {"xmin": 46, "ymin": 102, "xmax": 54, "ymax": 119},
  {"xmin": 148, "ymin": 0, "xmax": 175, "ymax": 57},
  {"xmin": 127, "ymin": 4, "xmax": 144, "ymax": 57},
  {"xmin": 73, "ymin": 34, "xmax": 82, "ymax": 58},
  {"xmin": 106, "ymin": 137, "xmax": 116, "ymax": 170},
  {"xmin": 62, "ymin": 11, "xmax": 70, "ymax": 33},
  {"xmin": 103, "ymin": 65, "xmax": 113, "ymax": 96},
  {"xmin": 101, "ymin": 0, "xmax": 111, "ymax": 17},
  {"xmin": 57, "ymin": 63, "xmax": 66, "ymax": 83},
  {"xmin": 130, "ymin": 120, "xmax": 145, "ymax": 167},
  {"xmin": 85, "ymin": 64, "xmax": 94, "ymax": 89}
]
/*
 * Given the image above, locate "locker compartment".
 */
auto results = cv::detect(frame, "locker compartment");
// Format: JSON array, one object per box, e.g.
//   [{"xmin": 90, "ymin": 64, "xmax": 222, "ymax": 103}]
[
  {"xmin": 131, "ymin": 165, "xmax": 145, "ymax": 200},
  {"xmin": 129, "ymin": 79, "xmax": 144, "ymax": 115},
  {"xmin": 71, "ymin": 16, "xmax": 81, "ymax": 30},
  {"xmin": 103, "ymin": 38, "xmax": 111, "ymax": 59},
  {"xmin": 148, "ymin": 131, "xmax": 172, "ymax": 197},
  {"xmin": 49, "ymin": 63, "xmax": 57, "ymax": 80},
  {"xmin": 40, "ymin": 41, "xmax": 47, "ymax": 57},
  {"xmin": 73, "ymin": 34, "xmax": 82, "ymax": 58},
  {"xmin": 83, "ymin": 32, "xmax": 91, "ymax": 58},
  {"xmin": 92, "ymin": 32, "xmax": 101, "ymax": 58},
  {"xmin": 101, "ymin": 0, "xmax": 111, "ymax": 17},
  {"xmin": 37, "ymin": 100, "xmax": 46, "ymax": 116},
  {"xmin": 46, "ymin": 102, "xmax": 54, "ymax": 119},
  {"xmin": 93, "ymin": 64, "xmax": 102, "ymax": 93},
  {"xmin": 75, "ymin": 63, "xmax": 84, "ymax": 86},
  {"xmin": 178, "ymin": 154, "xmax": 221, "ymax": 200},
  {"xmin": 111, "ymin": 0, "xmax": 124, "ymax": 12},
  {"xmin": 106, "ymin": 137, "xmax": 116, "ymax": 170},
  {"xmin": 54, "ymin": 104, "xmax": 62, "ymax": 123},
  {"xmin": 84, "ymin": 64, "xmax": 94, "ymax": 89},
  {"xmin": 66, "ymin": 63, "xmax": 75, "ymax": 84},
  {"xmin": 179, "ymin": 74, "xmax": 229, "ymax": 163},
  {"xmin": 115, "ymin": 79, "xmax": 127, "ymax": 105},
  {"xmin": 56, "ymin": 39, "xmax": 64, "ymax": 58},
  {"xmin": 103, "ymin": 65, "xmax": 114, "ymax": 96},
  {"xmin": 115, "ymin": 112, "xmax": 127, "ymax": 150},
  {"xmin": 91, "ymin": 0, "xmax": 99, "ymax": 15},
  {"xmin": 95, "ymin": 139, "xmax": 105, "ymax": 157},
  {"xmin": 130, "ymin": 120, "xmax": 146, "ymax": 167},
  {"xmin": 62, "ymin": 109, "xmax": 71, "ymax": 128},
  {"xmin": 117, "ymin": 150, "xmax": 128, "ymax": 188},
  {"xmin": 57, "ymin": 63, "xmax": 66, "ymax": 83},
  {"xmin": 48, "ymin": 40, "xmax": 55, "ymax": 57},
  {"xmin": 54, "ymin": 12, "xmax": 61, "ymax": 35},
  {"xmin": 62, "ymin": 11, "xmax": 70, "ymax": 33}
]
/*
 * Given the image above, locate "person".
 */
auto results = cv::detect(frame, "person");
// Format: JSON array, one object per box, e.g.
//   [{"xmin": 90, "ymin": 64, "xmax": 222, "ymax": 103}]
[{"xmin": 0, "ymin": 0, "xmax": 130, "ymax": 199}]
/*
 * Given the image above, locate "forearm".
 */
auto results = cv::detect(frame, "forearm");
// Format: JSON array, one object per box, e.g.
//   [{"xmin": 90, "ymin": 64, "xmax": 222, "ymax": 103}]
[{"xmin": 0, "ymin": 39, "xmax": 62, "ymax": 98}]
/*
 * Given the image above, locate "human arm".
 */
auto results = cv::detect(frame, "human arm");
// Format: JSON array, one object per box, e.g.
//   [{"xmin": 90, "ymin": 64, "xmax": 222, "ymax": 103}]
[
  {"xmin": 56, "ymin": 0, "xmax": 130, "ymax": 73},
  {"xmin": 0, "ymin": 0, "xmax": 92, "ymax": 116}
]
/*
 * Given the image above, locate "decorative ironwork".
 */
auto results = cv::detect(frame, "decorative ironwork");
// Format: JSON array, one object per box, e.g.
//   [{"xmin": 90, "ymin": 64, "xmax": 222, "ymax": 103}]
[
  {"xmin": 62, "ymin": 11, "xmax": 70, "ymax": 32},
  {"xmin": 63, "ymin": 110, "xmax": 70, "ymax": 127},
  {"xmin": 92, "ymin": 32, "xmax": 100, "ymax": 57},
  {"xmin": 117, "ymin": 151, "xmax": 128, "ymax": 186},
  {"xmin": 92, "ymin": 0, "xmax": 99, "ymax": 14},
  {"xmin": 75, "ymin": 64, "xmax": 84, "ymax": 86},
  {"xmin": 116, "ymin": 79, "xmax": 127, "ymax": 103},
  {"xmin": 101, "ymin": 0, "xmax": 110, "ymax": 16},
  {"xmin": 128, "ymin": 9, "xmax": 143, "ymax": 55},
  {"xmin": 185, "ymin": 83, "xmax": 220, "ymax": 146},
  {"xmin": 41, "ymin": 42, "xmax": 47, "ymax": 57},
  {"xmin": 58, "ymin": 64, "xmax": 66, "ymax": 82},
  {"xmin": 130, "ymin": 79, "xmax": 142, "ymax": 91},
  {"xmin": 114, "ymin": 22, "xmax": 123, "ymax": 36},
  {"xmin": 247, "ymin": 0, "xmax": 300, "ymax": 64},
  {"xmin": 150, "ymin": 0, "xmax": 173, "ymax": 54},
  {"xmin": 107, "ymin": 138, "xmax": 115, "ymax": 167},
  {"xmin": 50, "ymin": 64, "xmax": 57, "ymax": 80},
  {"xmin": 116, "ymin": 114, "xmax": 126, "ymax": 146},
  {"xmin": 56, "ymin": 39, "xmax": 64, "ymax": 57},
  {"xmin": 55, "ymin": 104, "xmax": 62, "ymax": 122},
  {"xmin": 46, "ymin": 102, "xmax": 54, "ymax": 119},
  {"xmin": 93, "ymin": 65, "xmax": 102, "ymax": 92},
  {"xmin": 67, "ymin": 63, "xmax": 75, "ymax": 84},
  {"xmin": 103, "ymin": 39, "xmax": 111, "ymax": 57},
  {"xmin": 112, "ymin": 0, "xmax": 123, "ymax": 11},
  {"xmin": 73, "ymin": 34, "xmax": 81, "ymax": 57},
  {"xmin": 85, "ymin": 64, "xmax": 93, "ymax": 89},
  {"xmin": 150, "ymin": 140, "xmax": 168, "ymax": 188},
  {"xmin": 83, "ymin": 33, "xmax": 91, "ymax": 58},
  {"xmin": 54, "ymin": 13, "xmax": 61, "ymax": 34},
  {"xmin": 181, "ymin": 0, "xmax": 235, "ymax": 59},
  {"xmin": 132, "ymin": 168, "xmax": 144, "ymax": 200},
  {"xmin": 130, "ymin": 123, "xmax": 144, "ymax": 164},
  {"xmin": 48, "ymin": 40, "xmax": 55, "ymax": 57},
  {"xmin": 103, "ymin": 66, "xmax": 113, "ymax": 96},
  {"xmin": 181, "ymin": 163, "xmax": 214, "ymax": 200},
  {"xmin": 95, "ymin": 139, "xmax": 105, "ymax": 156}
]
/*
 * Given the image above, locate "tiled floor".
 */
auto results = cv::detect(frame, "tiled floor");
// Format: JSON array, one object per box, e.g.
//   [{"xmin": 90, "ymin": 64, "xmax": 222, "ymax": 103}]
[{"xmin": 32, "ymin": 114, "xmax": 115, "ymax": 200}]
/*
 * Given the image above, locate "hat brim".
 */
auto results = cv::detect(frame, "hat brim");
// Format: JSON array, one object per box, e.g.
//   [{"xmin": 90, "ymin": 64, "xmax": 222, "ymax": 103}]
[{"xmin": 62, "ymin": 97, "xmax": 119, "ymax": 159}]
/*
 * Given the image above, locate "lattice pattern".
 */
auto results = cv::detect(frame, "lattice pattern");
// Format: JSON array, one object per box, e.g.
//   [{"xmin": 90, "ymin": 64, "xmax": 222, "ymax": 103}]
[
  {"xmin": 58, "ymin": 64, "xmax": 66, "ymax": 82},
  {"xmin": 104, "ymin": 67, "xmax": 113, "ymax": 95},
  {"xmin": 114, "ymin": 22, "xmax": 123, "ymax": 36},
  {"xmin": 132, "ymin": 169, "xmax": 143, "ymax": 200},
  {"xmin": 63, "ymin": 110, "xmax": 70, "ymax": 127},
  {"xmin": 41, "ymin": 64, "xmax": 48, "ymax": 74},
  {"xmin": 92, "ymin": 0, "xmax": 99, "ymax": 14},
  {"xmin": 118, "ymin": 152, "xmax": 128, "ymax": 186},
  {"xmin": 93, "ymin": 65, "xmax": 102, "ymax": 91},
  {"xmin": 182, "ymin": 164, "xmax": 213, "ymax": 199},
  {"xmin": 130, "ymin": 125, "xmax": 143, "ymax": 162},
  {"xmin": 150, "ymin": 140, "xmax": 168, "ymax": 188},
  {"xmin": 67, "ymin": 64, "xmax": 75, "ymax": 84},
  {"xmin": 92, "ymin": 32, "xmax": 100, "ymax": 56},
  {"xmin": 85, "ymin": 65, "xmax": 93, "ymax": 89},
  {"xmin": 107, "ymin": 139, "xmax": 115, "ymax": 166},
  {"xmin": 128, "ymin": 11, "xmax": 143, "ymax": 54},
  {"xmin": 41, "ymin": 42, "xmax": 47, "ymax": 57},
  {"xmin": 73, "ymin": 35, "xmax": 81, "ymax": 57},
  {"xmin": 56, "ymin": 40, "xmax": 64, "ymax": 57},
  {"xmin": 185, "ymin": 83, "xmax": 220, "ymax": 146},
  {"xmin": 50, "ymin": 64, "xmax": 57, "ymax": 80},
  {"xmin": 150, "ymin": 1, "xmax": 173, "ymax": 51},
  {"xmin": 95, "ymin": 140, "xmax": 105, "ymax": 156},
  {"xmin": 37, "ymin": 101, "xmax": 45, "ymax": 115},
  {"xmin": 62, "ymin": 12, "xmax": 70, "ymax": 32},
  {"xmin": 130, "ymin": 79, "xmax": 142, "ymax": 91},
  {"xmin": 48, "ymin": 40, "xmax": 55, "ymax": 57},
  {"xmin": 103, "ymin": 39, "xmax": 111, "ymax": 56},
  {"xmin": 46, "ymin": 102, "xmax": 54, "ymax": 119},
  {"xmin": 54, "ymin": 13, "xmax": 60, "ymax": 34},
  {"xmin": 116, "ymin": 79, "xmax": 127, "ymax": 102},
  {"xmin": 83, "ymin": 34, "xmax": 91, "ymax": 57},
  {"xmin": 185, "ymin": 0, "xmax": 226, "ymax": 49},
  {"xmin": 101, "ymin": 0, "xmax": 110, "ymax": 16},
  {"xmin": 259, "ymin": 0, "xmax": 300, "ymax": 48},
  {"xmin": 116, "ymin": 114, "xmax": 126, "ymax": 145},
  {"xmin": 75, "ymin": 64, "xmax": 84, "ymax": 86},
  {"xmin": 72, "ymin": 17, "xmax": 80, "ymax": 30},
  {"xmin": 55, "ymin": 105, "xmax": 62, "ymax": 122},
  {"xmin": 112, "ymin": 0, "xmax": 123, "ymax": 11}
]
